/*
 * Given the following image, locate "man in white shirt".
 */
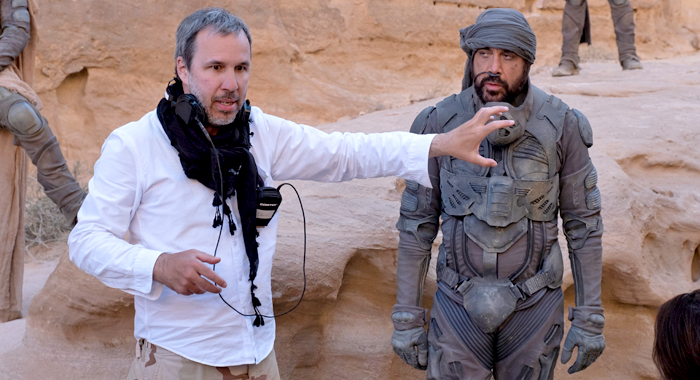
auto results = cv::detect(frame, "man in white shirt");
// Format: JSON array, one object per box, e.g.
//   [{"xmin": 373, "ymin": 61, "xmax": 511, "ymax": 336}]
[{"xmin": 68, "ymin": 7, "xmax": 512, "ymax": 380}]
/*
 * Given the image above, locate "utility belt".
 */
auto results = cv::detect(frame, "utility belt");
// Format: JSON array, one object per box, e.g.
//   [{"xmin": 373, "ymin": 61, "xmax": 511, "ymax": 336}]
[
  {"xmin": 435, "ymin": 242, "xmax": 563, "ymax": 333},
  {"xmin": 436, "ymin": 260, "xmax": 559, "ymax": 302}
]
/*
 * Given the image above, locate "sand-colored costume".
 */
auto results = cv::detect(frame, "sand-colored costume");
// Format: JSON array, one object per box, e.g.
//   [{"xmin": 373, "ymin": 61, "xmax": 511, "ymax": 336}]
[
  {"xmin": 0, "ymin": 0, "xmax": 82, "ymax": 322},
  {"xmin": 0, "ymin": 0, "xmax": 38, "ymax": 323},
  {"xmin": 0, "ymin": 127, "xmax": 27, "ymax": 322}
]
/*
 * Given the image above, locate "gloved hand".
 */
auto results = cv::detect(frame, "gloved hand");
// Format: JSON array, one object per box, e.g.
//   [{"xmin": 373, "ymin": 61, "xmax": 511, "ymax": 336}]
[
  {"xmin": 561, "ymin": 306, "xmax": 605, "ymax": 373},
  {"xmin": 391, "ymin": 305, "xmax": 429, "ymax": 370},
  {"xmin": 560, "ymin": 325, "xmax": 605, "ymax": 373},
  {"xmin": 391, "ymin": 327, "xmax": 428, "ymax": 370}
]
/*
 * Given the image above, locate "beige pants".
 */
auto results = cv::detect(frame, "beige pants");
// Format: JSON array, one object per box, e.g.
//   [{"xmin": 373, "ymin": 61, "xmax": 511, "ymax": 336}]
[{"xmin": 127, "ymin": 339, "xmax": 280, "ymax": 380}]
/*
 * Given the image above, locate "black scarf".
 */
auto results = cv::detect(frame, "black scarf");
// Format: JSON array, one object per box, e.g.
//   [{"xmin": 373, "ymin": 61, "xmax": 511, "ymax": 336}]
[{"xmin": 157, "ymin": 80, "xmax": 265, "ymax": 325}]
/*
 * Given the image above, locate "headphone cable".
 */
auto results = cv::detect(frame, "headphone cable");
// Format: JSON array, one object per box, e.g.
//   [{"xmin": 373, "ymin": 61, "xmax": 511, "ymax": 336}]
[{"xmin": 198, "ymin": 120, "xmax": 308, "ymax": 322}]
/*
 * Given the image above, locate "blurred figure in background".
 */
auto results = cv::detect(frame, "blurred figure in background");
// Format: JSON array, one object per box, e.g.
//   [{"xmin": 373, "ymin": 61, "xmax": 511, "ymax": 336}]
[
  {"xmin": 0, "ymin": 0, "xmax": 85, "ymax": 322},
  {"xmin": 553, "ymin": 0, "xmax": 643, "ymax": 76}
]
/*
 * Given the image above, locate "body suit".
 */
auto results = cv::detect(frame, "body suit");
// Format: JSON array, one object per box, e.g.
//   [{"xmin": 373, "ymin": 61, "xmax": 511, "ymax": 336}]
[
  {"xmin": 0, "ymin": 0, "xmax": 85, "ymax": 322},
  {"xmin": 392, "ymin": 81, "xmax": 605, "ymax": 379},
  {"xmin": 558, "ymin": 0, "xmax": 641, "ymax": 72}
]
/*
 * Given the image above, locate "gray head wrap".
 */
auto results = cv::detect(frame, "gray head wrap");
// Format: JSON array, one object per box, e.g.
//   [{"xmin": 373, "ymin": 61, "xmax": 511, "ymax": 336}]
[{"xmin": 459, "ymin": 8, "xmax": 537, "ymax": 90}]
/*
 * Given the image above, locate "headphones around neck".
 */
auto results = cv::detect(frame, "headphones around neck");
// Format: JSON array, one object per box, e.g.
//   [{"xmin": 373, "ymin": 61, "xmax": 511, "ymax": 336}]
[
  {"xmin": 174, "ymin": 93, "xmax": 207, "ymax": 126},
  {"xmin": 165, "ymin": 81, "xmax": 305, "ymax": 327},
  {"xmin": 172, "ymin": 90, "xmax": 253, "ymax": 149}
]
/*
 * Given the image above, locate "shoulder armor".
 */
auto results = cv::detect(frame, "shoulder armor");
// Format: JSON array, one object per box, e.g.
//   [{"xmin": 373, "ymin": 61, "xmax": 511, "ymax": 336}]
[
  {"xmin": 571, "ymin": 109, "xmax": 593, "ymax": 147},
  {"xmin": 435, "ymin": 93, "xmax": 464, "ymax": 133},
  {"xmin": 533, "ymin": 86, "xmax": 569, "ymax": 138},
  {"xmin": 523, "ymin": 86, "xmax": 569, "ymax": 178},
  {"xmin": 409, "ymin": 106, "xmax": 434, "ymax": 134}
]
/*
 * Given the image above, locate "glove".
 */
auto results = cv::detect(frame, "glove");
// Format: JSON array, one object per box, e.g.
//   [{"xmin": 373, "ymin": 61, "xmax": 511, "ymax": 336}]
[
  {"xmin": 561, "ymin": 306, "xmax": 605, "ymax": 374},
  {"xmin": 560, "ymin": 325, "xmax": 605, "ymax": 374},
  {"xmin": 391, "ymin": 327, "xmax": 428, "ymax": 370},
  {"xmin": 391, "ymin": 305, "xmax": 429, "ymax": 370}
]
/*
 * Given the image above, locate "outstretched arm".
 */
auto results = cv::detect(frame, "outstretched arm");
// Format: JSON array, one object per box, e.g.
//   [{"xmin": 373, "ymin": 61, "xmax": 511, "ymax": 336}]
[{"xmin": 266, "ymin": 106, "xmax": 511, "ymax": 187}]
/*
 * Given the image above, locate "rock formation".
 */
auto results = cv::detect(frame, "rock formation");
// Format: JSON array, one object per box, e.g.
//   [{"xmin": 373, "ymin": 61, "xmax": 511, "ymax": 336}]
[
  {"xmin": 33, "ymin": 0, "xmax": 699, "ymax": 162},
  {"xmin": 0, "ymin": 1, "xmax": 698, "ymax": 379}
]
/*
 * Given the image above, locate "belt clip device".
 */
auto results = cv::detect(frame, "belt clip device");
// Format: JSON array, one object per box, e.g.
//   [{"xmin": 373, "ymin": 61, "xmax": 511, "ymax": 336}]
[{"xmin": 256, "ymin": 186, "xmax": 282, "ymax": 227}]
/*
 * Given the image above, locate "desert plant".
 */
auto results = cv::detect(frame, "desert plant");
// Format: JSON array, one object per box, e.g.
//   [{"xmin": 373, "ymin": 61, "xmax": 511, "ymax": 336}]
[{"xmin": 24, "ymin": 162, "xmax": 89, "ymax": 251}]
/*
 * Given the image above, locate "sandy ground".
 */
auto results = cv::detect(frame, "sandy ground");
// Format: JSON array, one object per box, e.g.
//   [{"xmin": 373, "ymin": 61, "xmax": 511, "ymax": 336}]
[
  {"xmin": 0, "ymin": 243, "xmax": 58, "ymax": 356},
  {"xmin": 0, "ymin": 258, "xmax": 56, "ymax": 368},
  {"xmin": 20, "ymin": 259, "xmax": 59, "ymax": 318},
  {"xmin": 0, "ymin": 245, "xmax": 133, "ymax": 380}
]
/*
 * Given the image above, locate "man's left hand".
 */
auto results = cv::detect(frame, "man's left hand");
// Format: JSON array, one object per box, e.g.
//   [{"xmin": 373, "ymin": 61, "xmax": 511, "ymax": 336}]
[
  {"xmin": 428, "ymin": 105, "xmax": 513, "ymax": 166},
  {"xmin": 560, "ymin": 325, "xmax": 605, "ymax": 374},
  {"xmin": 391, "ymin": 327, "xmax": 428, "ymax": 370}
]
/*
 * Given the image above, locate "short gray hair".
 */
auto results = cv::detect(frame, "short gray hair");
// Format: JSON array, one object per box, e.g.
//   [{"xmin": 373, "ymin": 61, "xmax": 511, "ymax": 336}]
[{"xmin": 175, "ymin": 7, "xmax": 252, "ymax": 70}]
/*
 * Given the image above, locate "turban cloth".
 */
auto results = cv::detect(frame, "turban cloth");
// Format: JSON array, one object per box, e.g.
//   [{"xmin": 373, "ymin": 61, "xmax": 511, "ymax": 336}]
[{"xmin": 459, "ymin": 8, "xmax": 537, "ymax": 90}]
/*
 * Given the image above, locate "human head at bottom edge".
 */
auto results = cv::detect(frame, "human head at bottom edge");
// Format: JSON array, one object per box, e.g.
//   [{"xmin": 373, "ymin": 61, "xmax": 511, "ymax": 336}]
[{"xmin": 653, "ymin": 289, "xmax": 700, "ymax": 380}]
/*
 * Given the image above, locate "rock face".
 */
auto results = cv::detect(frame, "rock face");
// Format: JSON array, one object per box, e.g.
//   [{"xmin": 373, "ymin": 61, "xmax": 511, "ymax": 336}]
[
  {"xmin": 6, "ymin": 55, "xmax": 700, "ymax": 379},
  {"xmin": 1, "ymin": 1, "xmax": 698, "ymax": 379},
  {"xmin": 540, "ymin": 55, "xmax": 700, "ymax": 380},
  {"xmin": 33, "ymin": 0, "xmax": 699, "ymax": 165}
]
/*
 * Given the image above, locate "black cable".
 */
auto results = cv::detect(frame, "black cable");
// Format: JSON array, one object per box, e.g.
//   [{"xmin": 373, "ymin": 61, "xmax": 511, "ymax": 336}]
[
  {"xmin": 197, "ymin": 120, "xmax": 307, "ymax": 322},
  {"xmin": 213, "ymin": 182, "xmax": 307, "ymax": 320}
]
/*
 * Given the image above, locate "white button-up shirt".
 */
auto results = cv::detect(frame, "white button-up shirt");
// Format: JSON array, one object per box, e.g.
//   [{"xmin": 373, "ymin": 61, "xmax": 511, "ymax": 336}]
[{"xmin": 68, "ymin": 106, "xmax": 435, "ymax": 367}]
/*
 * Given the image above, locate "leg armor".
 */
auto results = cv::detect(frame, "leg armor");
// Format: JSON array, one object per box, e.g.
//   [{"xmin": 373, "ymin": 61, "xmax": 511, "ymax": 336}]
[
  {"xmin": 607, "ymin": 0, "xmax": 642, "ymax": 68},
  {"xmin": 426, "ymin": 289, "xmax": 494, "ymax": 380},
  {"xmin": 427, "ymin": 286, "xmax": 564, "ymax": 380},
  {"xmin": 493, "ymin": 288, "xmax": 565, "ymax": 380},
  {"xmin": 0, "ymin": 88, "xmax": 85, "ymax": 224},
  {"xmin": 559, "ymin": 0, "xmax": 590, "ymax": 68}
]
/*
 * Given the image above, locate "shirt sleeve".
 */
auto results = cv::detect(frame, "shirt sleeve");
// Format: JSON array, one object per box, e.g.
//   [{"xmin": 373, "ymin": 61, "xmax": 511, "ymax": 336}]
[
  {"xmin": 68, "ymin": 130, "xmax": 164, "ymax": 299},
  {"xmin": 262, "ymin": 114, "xmax": 436, "ymax": 188}
]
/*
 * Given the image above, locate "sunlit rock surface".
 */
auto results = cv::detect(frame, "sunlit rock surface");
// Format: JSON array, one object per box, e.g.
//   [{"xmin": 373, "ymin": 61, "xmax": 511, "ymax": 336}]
[{"xmin": 0, "ymin": 1, "xmax": 698, "ymax": 379}]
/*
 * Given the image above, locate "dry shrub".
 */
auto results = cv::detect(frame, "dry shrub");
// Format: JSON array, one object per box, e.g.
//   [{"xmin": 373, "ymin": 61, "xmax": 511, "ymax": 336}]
[{"xmin": 24, "ymin": 162, "xmax": 89, "ymax": 252}]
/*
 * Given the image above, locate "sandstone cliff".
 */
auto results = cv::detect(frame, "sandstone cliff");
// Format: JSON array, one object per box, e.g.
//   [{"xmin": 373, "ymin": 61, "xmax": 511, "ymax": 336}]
[
  {"xmin": 0, "ymin": 1, "xmax": 698, "ymax": 379},
  {"xmin": 34, "ymin": 0, "xmax": 699, "ymax": 164}
]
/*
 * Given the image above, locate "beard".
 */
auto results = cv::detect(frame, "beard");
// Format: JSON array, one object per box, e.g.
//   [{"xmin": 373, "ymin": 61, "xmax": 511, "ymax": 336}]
[
  {"xmin": 474, "ymin": 68, "xmax": 529, "ymax": 105},
  {"xmin": 189, "ymin": 80, "xmax": 240, "ymax": 126}
]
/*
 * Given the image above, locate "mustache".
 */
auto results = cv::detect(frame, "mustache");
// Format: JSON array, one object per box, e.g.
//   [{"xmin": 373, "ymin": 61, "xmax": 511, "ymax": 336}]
[
  {"xmin": 475, "ymin": 71, "xmax": 507, "ymax": 87},
  {"xmin": 212, "ymin": 92, "xmax": 239, "ymax": 102}
]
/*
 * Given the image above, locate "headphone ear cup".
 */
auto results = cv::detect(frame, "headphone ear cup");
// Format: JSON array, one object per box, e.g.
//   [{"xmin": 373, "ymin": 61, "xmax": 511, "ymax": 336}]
[{"xmin": 175, "ymin": 94, "xmax": 206, "ymax": 125}]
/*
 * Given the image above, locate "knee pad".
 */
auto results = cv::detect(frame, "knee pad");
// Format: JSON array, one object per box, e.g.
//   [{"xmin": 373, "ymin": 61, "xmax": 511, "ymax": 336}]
[
  {"xmin": 567, "ymin": 0, "xmax": 586, "ymax": 6},
  {"xmin": 0, "ymin": 90, "xmax": 43, "ymax": 136},
  {"xmin": 8, "ymin": 101, "xmax": 42, "ymax": 135}
]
